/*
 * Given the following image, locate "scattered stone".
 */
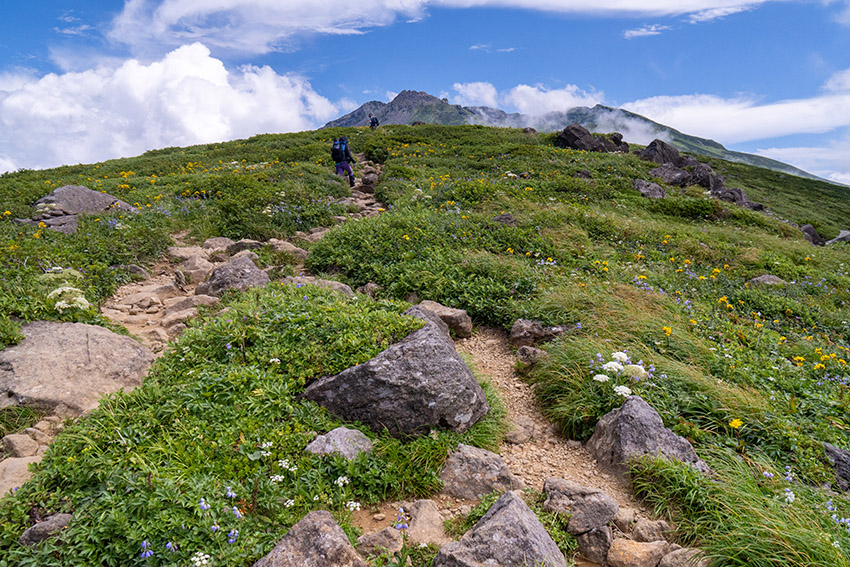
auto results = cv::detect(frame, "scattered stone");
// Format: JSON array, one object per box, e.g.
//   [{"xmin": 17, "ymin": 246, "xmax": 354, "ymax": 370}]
[
  {"xmin": 268, "ymin": 239, "xmax": 310, "ymax": 261},
  {"xmin": 166, "ymin": 246, "xmax": 208, "ymax": 262},
  {"xmin": 826, "ymin": 229, "xmax": 850, "ymax": 245},
  {"xmin": 505, "ymin": 415, "xmax": 536, "ymax": 444},
  {"xmin": 164, "ymin": 294, "xmax": 220, "ymax": 314},
  {"xmin": 800, "ymin": 224, "xmax": 826, "ymax": 246},
  {"xmin": 639, "ymin": 139, "xmax": 681, "ymax": 166},
  {"xmin": 586, "ymin": 396, "xmax": 709, "ymax": 478},
  {"xmin": 357, "ymin": 527, "xmax": 402, "ymax": 558},
  {"xmin": 746, "ymin": 275, "xmax": 787, "ymax": 287},
  {"xmin": 0, "ymin": 321, "xmax": 154, "ymax": 416},
  {"xmin": 608, "ymin": 539, "xmax": 670, "ymax": 567},
  {"xmin": 556, "ymin": 124, "xmax": 607, "ymax": 153},
  {"xmin": 824, "ymin": 443, "xmax": 850, "ymax": 492},
  {"xmin": 20, "ymin": 185, "xmax": 137, "ymax": 234},
  {"xmin": 403, "ymin": 499, "xmax": 451, "ymax": 546},
  {"xmin": 633, "ymin": 179, "xmax": 666, "ymax": 199},
  {"xmin": 418, "ymin": 300, "xmax": 473, "ymax": 338},
  {"xmin": 613, "ymin": 507, "xmax": 637, "ymax": 533},
  {"xmin": 281, "ymin": 276, "xmax": 354, "ymax": 296},
  {"xmin": 355, "ymin": 282, "xmax": 384, "ymax": 297},
  {"xmin": 3, "ymin": 434, "xmax": 39, "ymax": 457},
  {"xmin": 566, "ymin": 439, "xmax": 582, "ymax": 450},
  {"xmin": 252, "ymin": 510, "xmax": 367, "ymax": 567},
  {"xmin": 650, "ymin": 164, "xmax": 691, "ymax": 186},
  {"xmin": 226, "ymin": 239, "xmax": 263, "ymax": 255},
  {"xmin": 491, "ymin": 213, "xmax": 517, "ymax": 226},
  {"xmin": 632, "ymin": 519, "xmax": 672, "ymax": 543},
  {"xmin": 516, "ymin": 345, "xmax": 548, "ymax": 365},
  {"xmin": 576, "ymin": 526, "xmax": 612, "ymax": 564},
  {"xmin": 440, "ymin": 444, "xmax": 524, "ymax": 500},
  {"xmin": 543, "ymin": 477, "xmax": 619, "ymax": 535},
  {"xmin": 114, "ymin": 264, "xmax": 151, "ymax": 280},
  {"xmin": 232, "ymin": 250, "xmax": 259, "ymax": 262},
  {"xmin": 510, "ymin": 319, "xmax": 566, "ymax": 347},
  {"xmin": 305, "ymin": 427, "xmax": 374, "ymax": 461},
  {"xmin": 182, "ymin": 254, "xmax": 215, "ymax": 284},
  {"xmin": 24, "ymin": 427, "xmax": 51, "ymax": 445},
  {"xmin": 0, "ymin": 456, "xmax": 42, "ymax": 496},
  {"xmin": 658, "ymin": 547, "xmax": 710, "ymax": 567},
  {"xmin": 203, "ymin": 236, "xmax": 236, "ymax": 251},
  {"xmin": 303, "ymin": 306, "xmax": 489, "ymax": 437},
  {"xmin": 195, "ymin": 255, "xmax": 270, "ymax": 297},
  {"xmin": 18, "ymin": 513, "xmax": 73, "ymax": 546},
  {"xmin": 160, "ymin": 308, "xmax": 199, "ymax": 329},
  {"xmin": 433, "ymin": 491, "xmax": 566, "ymax": 567}
]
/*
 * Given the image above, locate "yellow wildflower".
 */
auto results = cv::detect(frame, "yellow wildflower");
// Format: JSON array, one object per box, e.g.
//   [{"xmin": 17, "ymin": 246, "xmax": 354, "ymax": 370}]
[{"xmin": 729, "ymin": 419, "xmax": 743, "ymax": 429}]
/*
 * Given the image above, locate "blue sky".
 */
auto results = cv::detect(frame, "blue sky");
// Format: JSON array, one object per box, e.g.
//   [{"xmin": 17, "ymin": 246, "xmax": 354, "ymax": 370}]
[{"xmin": 1, "ymin": 1, "xmax": 849, "ymax": 183}]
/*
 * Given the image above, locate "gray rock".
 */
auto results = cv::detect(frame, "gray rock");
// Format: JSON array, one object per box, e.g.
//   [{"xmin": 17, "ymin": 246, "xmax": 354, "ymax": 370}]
[
  {"xmin": 305, "ymin": 427, "xmax": 373, "ymax": 460},
  {"xmin": 268, "ymin": 239, "xmax": 309, "ymax": 260},
  {"xmin": 182, "ymin": 254, "xmax": 215, "ymax": 284},
  {"xmin": 543, "ymin": 477, "xmax": 619, "ymax": 535},
  {"xmin": 252, "ymin": 510, "xmax": 367, "ymax": 567},
  {"xmin": 3, "ymin": 434, "xmax": 39, "ymax": 457},
  {"xmin": 164, "ymin": 294, "xmax": 220, "ymax": 314},
  {"xmin": 516, "ymin": 345, "xmax": 548, "ymax": 365},
  {"xmin": 586, "ymin": 396, "xmax": 709, "ymax": 479},
  {"xmin": 491, "ymin": 213, "xmax": 517, "ymax": 226},
  {"xmin": 18, "ymin": 513, "xmax": 73, "ymax": 546},
  {"xmin": 633, "ymin": 179, "xmax": 666, "ymax": 199},
  {"xmin": 440, "ymin": 444, "xmax": 524, "ymax": 500},
  {"xmin": 226, "ymin": 238, "xmax": 263, "ymax": 255},
  {"xmin": 632, "ymin": 519, "xmax": 672, "ymax": 543},
  {"xmin": 114, "ymin": 264, "xmax": 151, "ymax": 280},
  {"xmin": 166, "ymin": 246, "xmax": 208, "ymax": 262},
  {"xmin": 576, "ymin": 526, "xmax": 612, "ymax": 564},
  {"xmin": 613, "ymin": 507, "xmax": 637, "ymax": 533},
  {"xmin": 160, "ymin": 308, "xmax": 199, "ymax": 329},
  {"xmin": 0, "ymin": 321, "xmax": 154, "ymax": 416},
  {"xmin": 746, "ymin": 275, "xmax": 787, "ymax": 287},
  {"xmin": 824, "ymin": 442, "xmax": 850, "ymax": 492},
  {"xmin": 505, "ymin": 415, "xmax": 536, "ymax": 444},
  {"xmin": 639, "ymin": 139, "xmax": 681, "ymax": 166},
  {"xmin": 608, "ymin": 539, "xmax": 671, "ymax": 567},
  {"xmin": 281, "ymin": 276, "xmax": 353, "ymax": 296},
  {"xmin": 650, "ymin": 164, "xmax": 692, "ymax": 186},
  {"xmin": 25, "ymin": 185, "xmax": 136, "ymax": 234},
  {"xmin": 555, "ymin": 124, "xmax": 606, "ymax": 153},
  {"xmin": 418, "ymin": 300, "xmax": 473, "ymax": 338},
  {"xmin": 303, "ymin": 306, "xmax": 489, "ymax": 437},
  {"xmin": 357, "ymin": 527, "xmax": 402, "ymax": 558},
  {"xmin": 0, "ymin": 456, "xmax": 42, "ymax": 496},
  {"xmin": 658, "ymin": 547, "xmax": 710, "ymax": 567},
  {"xmin": 433, "ymin": 491, "xmax": 566, "ymax": 567},
  {"xmin": 403, "ymin": 499, "xmax": 451, "ymax": 546},
  {"xmin": 510, "ymin": 318, "xmax": 566, "ymax": 347},
  {"xmin": 195, "ymin": 255, "xmax": 270, "ymax": 297},
  {"xmin": 203, "ymin": 236, "xmax": 236, "ymax": 251},
  {"xmin": 826, "ymin": 229, "xmax": 850, "ymax": 245},
  {"xmin": 801, "ymin": 224, "xmax": 826, "ymax": 246},
  {"xmin": 355, "ymin": 282, "xmax": 384, "ymax": 297},
  {"xmin": 689, "ymin": 163, "xmax": 715, "ymax": 188}
]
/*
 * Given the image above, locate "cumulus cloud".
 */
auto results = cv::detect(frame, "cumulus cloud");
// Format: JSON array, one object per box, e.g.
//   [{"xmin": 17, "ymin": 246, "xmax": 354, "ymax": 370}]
[
  {"xmin": 451, "ymin": 82, "xmax": 499, "ymax": 107},
  {"xmin": 623, "ymin": 24, "xmax": 672, "ymax": 39},
  {"xmin": 0, "ymin": 43, "xmax": 340, "ymax": 172},
  {"xmin": 824, "ymin": 68, "xmax": 850, "ymax": 92},
  {"xmin": 504, "ymin": 83, "xmax": 604, "ymax": 115},
  {"xmin": 108, "ymin": 0, "xmax": 784, "ymax": 55},
  {"xmin": 755, "ymin": 132, "xmax": 850, "ymax": 184}
]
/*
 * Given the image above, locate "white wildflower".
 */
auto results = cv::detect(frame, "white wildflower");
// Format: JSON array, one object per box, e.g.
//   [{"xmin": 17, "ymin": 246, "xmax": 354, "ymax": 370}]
[
  {"xmin": 346, "ymin": 501, "xmax": 361, "ymax": 511},
  {"xmin": 334, "ymin": 476, "xmax": 349, "ymax": 487},
  {"xmin": 623, "ymin": 364, "xmax": 648, "ymax": 380},
  {"xmin": 602, "ymin": 361, "xmax": 624, "ymax": 373},
  {"xmin": 611, "ymin": 351, "xmax": 628, "ymax": 363},
  {"xmin": 592, "ymin": 374, "xmax": 610, "ymax": 383},
  {"xmin": 784, "ymin": 489, "xmax": 796, "ymax": 504},
  {"xmin": 270, "ymin": 475, "xmax": 285, "ymax": 483},
  {"xmin": 47, "ymin": 286, "xmax": 83, "ymax": 299},
  {"xmin": 283, "ymin": 498, "xmax": 295, "ymax": 508},
  {"xmin": 191, "ymin": 551, "xmax": 211, "ymax": 566},
  {"xmin": 614, "ymin": 385, "xmax": 632, "ymax": 397}
]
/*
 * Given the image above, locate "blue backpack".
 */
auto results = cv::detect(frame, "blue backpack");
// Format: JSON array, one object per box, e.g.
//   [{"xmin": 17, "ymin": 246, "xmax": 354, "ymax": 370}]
[{"xmin": 331, "ymin": 139, "xmax": 347, "ymax": 163}]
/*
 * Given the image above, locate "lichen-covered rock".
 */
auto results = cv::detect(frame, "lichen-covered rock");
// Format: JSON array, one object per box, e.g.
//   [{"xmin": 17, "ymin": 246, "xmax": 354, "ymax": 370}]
[
  {"xmin": 281, "ymin": 276, "xmax": 353, "ymax": 296},
  {"xmin": 303, "ymin": 306, "xmax": 489, "ymax": 437},
  {"xmin": 608, "ymin": 539, "xmax": 670, "ymax": 567},
  {"xmin": 18, "ymin": 514, "xmax": 73, "ymax": 546},
  {"xmin": 510, "ymin": 319, "xmax": 566, "ymax": 347},
  {"xmin": 576, "ymin": 526, "xmax": 612, "ymax": 564},
  {"xmin": 357, "ymin": 527, "xmax": 402, "ymax": 558},
  {"xmin": 418, "ymin": 300, "xmax": 473, "ymax": 338},
  {"xmin": 305, "ymin": 427, "xmax": 373, "ymax": 461},
  {"xmin": 441, "ymin": 444, "xmax": 524, "ymax": 500},
  {"xmin": 632, "ymin": 519, "xmax": 673, "ymax": 543},
  {"xmin": 252, "ymin": 510, "xmax": 367, "ymax": 567},
  {"xmin": 543, "ymin": 477, "xmax": 618, "ymax": 535},
  {"xmin": 633, "ymin": 179, "xmax": 666, "ymax": 199},
  {"xmin": 195, "ymin": 255, "xmax": 270, "ymax": 297}
]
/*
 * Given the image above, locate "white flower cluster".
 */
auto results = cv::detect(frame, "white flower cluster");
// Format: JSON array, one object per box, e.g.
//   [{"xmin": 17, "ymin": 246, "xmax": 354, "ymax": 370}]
[
  {"xmin": 190, "ymin": 551, "xmax": 211, "ymax": 566},
  {"xmin": 270, "ymin": 475, "xmax": 285, "ymax": 483},
  {"xmin": 614, "ymin": 385, "xmax": 632, "ymax": 397},
  {"xmin": 346, "ymin": 501, "xmax": 361, "ymax": 511},
  {"xmin": 283, "ymin": 498, "xmax": 295, "ymax": 508},
  {"xmin": 334, "ymin": 475, "xmax": 350, "ymax": 487},
  {"xmin": 47, "ymin": 286, "xmax": 91, "ymax": 312},
  {"xmin": 278, "ymin": 459, "xmax": 297, "ymax": 472}
]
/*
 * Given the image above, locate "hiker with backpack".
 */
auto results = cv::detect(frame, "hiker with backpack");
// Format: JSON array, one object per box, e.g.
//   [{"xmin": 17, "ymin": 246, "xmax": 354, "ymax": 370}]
[
  {"xmin": 369, "ymin": 113, "xmax": 379, "ymax": 130},
  {"xmin": 331, "ymin": 136, "xmax": 355, "ymax": 187}
]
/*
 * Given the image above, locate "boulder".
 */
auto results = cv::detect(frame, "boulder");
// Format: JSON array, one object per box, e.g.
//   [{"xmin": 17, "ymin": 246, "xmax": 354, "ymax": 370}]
[
  {"xmin": 226, "ymin": 239, "xmax": 263, "ymax": 255},
  {"xmin": 18, "ymin": 513, "xmax": 73, "ymax": 546},
  {"xmin": 302, "ymin": 306, "xmax": 489, "ymax": 437},
  {"xmin": 555, "ymin": 124, "xmax": 606, "ymax": 153},
  {"xmin": 824, "ymin": 442, "xmax": 850, "ymax": 492},
  {"xmin": 182, "ymin": 254, "xmax": 215, "ymax": 284},
  {"xmin": 746, "ymin": 275, "xmax": 787, "ymax": 287},
  {"xmin": 633, "ymin": 179, "xmax": 666, "ymax": 199},
  {"xmin": 543, "ymin": 477, "xmax": 619, "ymax": 535},
  {"xmin": 0, "ymin": 456, "xmax": 42, "ymax": 496},
  {"xmin": 650, "ymin": 164, "xmax": 692, "ymax": 187},
  {"xmin": 252, "ymin": 510, "xmax": 367, "ymax": 567},
  {"xmin": 195, "ymin": 255, "xmax": 270, "ymax": 297},
  {"xmin": 160, "ymin": 308, "xmax": 199, "ymax": 329},
  {"xmin": 576, "ymin": 526, "xmax": 612, "ymax": 564},
  {"xmin": 632, "ymin": 519, "xmax": 672, "ymax": 543},
  {"xmin": 510, "ymin": 319, "xmax": 566, "ymax": 347},
  {"xmin": 357, "ymin": 527, "xmax": 402, "ymax": 558},
  {"xmin": 166, "ymin": 246, "xmax": 208, "ymax": 262},
  {"xmin": 164, "ymin": 294, "xmax": 220, "ymax": 314},
  {"xmin": 516, "ymin": 345, "xmax": 548, "ymax": 366},
  {"xmin": 440, "ymin": 444, "xmax": 524, "ymax": 500},
  {"xmin": 801, "ymin": 224, "xmax": 826, "ymax": 246},
  {"xmin": 305, "ymin": 427, "xmax": 374, "ymax": 461},
  {"xmin": 491, "ymin": 213, "xmax": 517, "ymax": 226},
  {"xmin": 418, "ymin": 300, "xmax": 473, "ymax": 338},
  {"xmin": 2, "ymin": 433, "xmax": 39, "ymax": 457},
  {"xmin": 826, "ymin": 229, "xmax": 850, "ymax": 245},
  {"xmin": 23, "ymin": 185, "xmax": 137, "ymax": 234},
  {"xmin": 613, "ymin": 507, "xmax": 637, "ymax": 533},
  {"xmin": 433, "ymin": 491, "xmax": 566, "ymax": 567},
  {"xmin": 689, "ymin": 163, "xmax": 715, "ymax": 189},
  {"xmin": 403, "ymin": 499, "xmax": 451, "ymax": 546},
  {"xmin": 586, "ymin": 396, "xmax": 709, "ymax": 478},
  {"xmin": 281, "ymin": 276, "xmax": 353, "ymax": 296},
  {"xmin": 113, "ymin": 264, "xmax": 151, "ymax": 280},
  {"xmin": 659, "ymin": 547, "xmax": 710, "ymax": 567},
  {"xmin": 355, "ymin": 282, "xmax": 384, "ymax": 297},
  {"xmin": 505, "ymin": 415, "xmax": 536, "ymax": 444},
  {"xmin": 608, "ymin": 539, "xmax": 670, "ymax": 567},
  {"xmin": 639, "ymin": 140, "xmax": 681, "ymax": 166},
  {"xmin": 0, "ymin": 321, "xmax": 154, "ymax": 416},
  {"xmin": 202, "ymin": 236, "xmax": 235, "ymax": 251},
  {"xmin": 267, "ymin": 239, "xmax": 309, "ymax": 261},
  {"xmin": 711, "ymin": 185, "xmax": 763, "ymax": 211}
]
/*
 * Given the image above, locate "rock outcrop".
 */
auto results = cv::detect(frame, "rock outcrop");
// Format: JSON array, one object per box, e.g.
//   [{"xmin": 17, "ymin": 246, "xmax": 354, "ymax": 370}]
[
  {"xmin": 252, "ymin": 510, "xmax": 367, "ymax": 567},
  {"xmin": 510, "ymin": 319, "xmax": 566, "ymax": 347},
  {"xmin": 302, "ymin": 306, "xmax": 489, "ymax": 437},
  {"xmin": 556, "ymin": 124, "xmax": 628, "ymax": 153},
  {"xmin": 440, "ymin": 444, "xmax": 524, "ymax": 500},
  {"xmin": 195, "ymin": 255, "xmax": 270, "ymax": 297},
  {"xmin": 15, "ymin": 185, "xmax": 137, "ymax": 234},
  {"xmin": 305, "ymin": 427, "xmax": 373, "ymax": 461}
]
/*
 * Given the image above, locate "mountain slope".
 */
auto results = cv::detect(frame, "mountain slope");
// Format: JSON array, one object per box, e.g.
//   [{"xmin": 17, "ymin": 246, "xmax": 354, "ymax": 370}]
[{"xmin": 326, "ymin": 92, "xmax": 819, "ymax": 181}]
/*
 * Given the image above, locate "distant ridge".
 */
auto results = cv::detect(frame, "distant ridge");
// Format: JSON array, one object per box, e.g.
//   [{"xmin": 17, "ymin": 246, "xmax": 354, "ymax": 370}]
[{"xmin": 325, "ymin": 90, "xmax": 820, "ymax": 181}]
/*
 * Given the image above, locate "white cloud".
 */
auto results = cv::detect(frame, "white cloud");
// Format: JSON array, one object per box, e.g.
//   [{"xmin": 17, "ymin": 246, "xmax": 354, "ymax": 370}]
[
  {"xmin": 0, "ymin": 43, "xmax": 340, "ymax": 172},
  {"xmin": 108, "ymin": 1, "xmax": 786, "ymax": 55},
  {"xmin": 469, "ymin": 44, "xmax": 491, "ymax": 50},
  {"xmin": 386, "ymin": 90, "xmax": 399, "ymax": 101},
  {"xmin": 504, "ymin": 83, "xmax": 604, "ymax": 115},
  {"xmin": 824, "ymin": 68, "xmax": 850, "ymax": 92},
  {"xmin": 755, "ymin": 132, "xmax": 850, "ymax": 184},
  {"xmin": 451, "ymin": 82, "xmax": 499, "ymax": 107},
  {"xmin": 623, "ymin": 24, "xmax": 672, "ymax": 38}
]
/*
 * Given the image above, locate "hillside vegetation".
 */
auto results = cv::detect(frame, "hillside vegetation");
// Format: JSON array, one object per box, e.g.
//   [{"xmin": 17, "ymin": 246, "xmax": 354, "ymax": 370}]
[{"xmin": 1, "ymin": 124, "xmax": 850, "ymax": 566}]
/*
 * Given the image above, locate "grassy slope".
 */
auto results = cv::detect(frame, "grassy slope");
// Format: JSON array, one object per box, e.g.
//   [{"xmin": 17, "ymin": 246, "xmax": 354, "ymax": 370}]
[{"xmin": 1, "ymin": 124, "xmax": 850, "ymax": 565}]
